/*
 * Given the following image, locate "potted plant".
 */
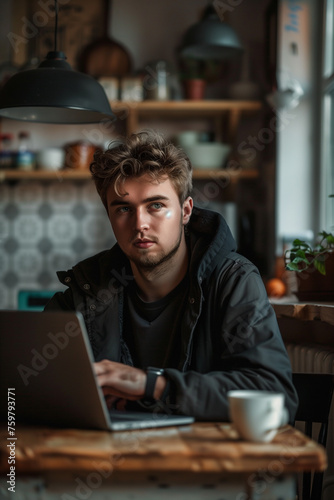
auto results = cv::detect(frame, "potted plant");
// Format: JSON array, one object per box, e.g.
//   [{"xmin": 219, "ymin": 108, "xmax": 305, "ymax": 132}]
[
  {"xmin": 284, "ymin": 227, "xmax": 334, "ymax": 301},
  {"xmin": 179, "ymin": 59, "xmax": 207, "ymax": 100},
  {"xmin": 179, "ymin": 58, "xmax": 222, "ymax": 100}
]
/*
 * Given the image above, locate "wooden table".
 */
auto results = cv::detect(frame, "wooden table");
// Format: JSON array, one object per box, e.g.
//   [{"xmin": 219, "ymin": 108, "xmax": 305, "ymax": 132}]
[{"xmin": 0, "ymin": 423, "xmax": 327, "ymax": 499}]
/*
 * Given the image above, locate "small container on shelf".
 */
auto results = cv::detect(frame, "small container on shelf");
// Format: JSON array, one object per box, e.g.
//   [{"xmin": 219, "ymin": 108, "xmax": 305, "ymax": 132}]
[
  {"xmin": 143, "ymin": 61, "xmax": 172, "ymax": 101},
  {"xmin": 64, "ymin": 141, "xmax": 99, "ymax": 170},
  {"xmin": 98, "ymin": 77, "xmax": 119, "ymax": 101},
  {"xmin": 16, "ymin": 131, "xmax": 35, "ymax": 171},
  {"xmin": 120, "ymin": 76, "xmax": 144, "ymax": 101},
  {"xmin": 0, "ymin": 133, "xmax": 14, "ymax": 169}
]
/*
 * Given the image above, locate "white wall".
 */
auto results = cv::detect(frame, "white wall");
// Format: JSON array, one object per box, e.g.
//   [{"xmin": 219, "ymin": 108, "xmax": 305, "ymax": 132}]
[
  {"xmin": 276, "ymin": 0, "xmax": 319, "ymax": 249},
  {"xmin": 109, "ymin": 0, "xmax": 269, "ymax": 84},
  {"xmin": 109, "ymin": 0, "xmax": 208, "ymax": 72}
]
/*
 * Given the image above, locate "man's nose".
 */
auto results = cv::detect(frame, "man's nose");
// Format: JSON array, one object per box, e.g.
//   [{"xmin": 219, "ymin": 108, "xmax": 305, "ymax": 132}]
[{"xmin": 134, "ymin": 208, "xmax": 149, "ymax": 231}]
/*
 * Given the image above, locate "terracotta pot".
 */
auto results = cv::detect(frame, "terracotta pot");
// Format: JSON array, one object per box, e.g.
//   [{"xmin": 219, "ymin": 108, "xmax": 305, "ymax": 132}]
[
  {"xmin": 64, "ymin": 142, "xmax": 98, "ymax": 170},
  {"xmin": 183, "ymin": 79, "xmax": 206, "ymax": 100},
  {"xmin": 293, "ymin": 251, "xmax": 334, "ymax": 301}
]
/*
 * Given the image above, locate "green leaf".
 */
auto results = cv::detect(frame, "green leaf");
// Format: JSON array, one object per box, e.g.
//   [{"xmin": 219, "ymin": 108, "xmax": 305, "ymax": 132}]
[
  {"xmin": 294, "ymin": 249, "xmax": 308, "ymax": 259},
  {"xmin": 295, "ymin": 257, "xmax": 310, "ymax": 265},
  {"xmin": 292, "ymin": 239, "xmax": 311, "ymax": 248},
  {"xmin": 314, "ymin": 258, "xmax": 326, "ymax": 275},
  {"xmin": 286, "ymin": 262, "xmax": 301, "ymax": 272}
]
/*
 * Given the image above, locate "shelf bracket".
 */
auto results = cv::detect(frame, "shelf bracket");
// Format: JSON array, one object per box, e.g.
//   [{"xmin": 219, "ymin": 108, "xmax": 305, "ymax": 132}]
[{"xmin": 227, "ymin": 109, "xmax": 242, "ymax": 143}]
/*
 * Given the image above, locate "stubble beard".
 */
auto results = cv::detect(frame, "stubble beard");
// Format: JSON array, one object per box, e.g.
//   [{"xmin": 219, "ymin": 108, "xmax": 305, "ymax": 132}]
[{"xmin": 129, "ymin": 220, "xmax": 184, "ymax": 272}]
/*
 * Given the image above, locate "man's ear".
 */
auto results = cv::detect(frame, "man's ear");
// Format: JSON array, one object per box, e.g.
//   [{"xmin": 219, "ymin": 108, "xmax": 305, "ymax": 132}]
[{"xmin": 182, "ymin": 197, "xmax": 193, "ymax": 225}]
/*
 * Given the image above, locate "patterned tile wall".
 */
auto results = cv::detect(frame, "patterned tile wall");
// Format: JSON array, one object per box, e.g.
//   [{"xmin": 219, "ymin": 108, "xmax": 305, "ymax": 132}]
[{"xmin": 0, "ymin": 180, "xmax": 116, "ymax": 310}]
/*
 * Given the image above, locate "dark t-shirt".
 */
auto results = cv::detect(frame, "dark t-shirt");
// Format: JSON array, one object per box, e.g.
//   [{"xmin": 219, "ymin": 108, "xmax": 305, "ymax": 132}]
[{"xmin": 123, "ymin": 277, "xmax": 189, "ymax": 369}]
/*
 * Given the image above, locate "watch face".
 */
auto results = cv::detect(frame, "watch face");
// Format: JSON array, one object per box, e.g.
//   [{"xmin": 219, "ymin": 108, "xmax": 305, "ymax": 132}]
[{"xmin": 147, "ymin": 367, "xmax": 164, "ymax": 375}]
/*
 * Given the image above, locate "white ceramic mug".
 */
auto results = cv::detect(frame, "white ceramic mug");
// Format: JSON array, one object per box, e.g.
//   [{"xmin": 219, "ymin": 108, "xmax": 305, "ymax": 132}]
[{"xmin": 227, "ymin": 390, "xmax": 289, "ymax": 442}]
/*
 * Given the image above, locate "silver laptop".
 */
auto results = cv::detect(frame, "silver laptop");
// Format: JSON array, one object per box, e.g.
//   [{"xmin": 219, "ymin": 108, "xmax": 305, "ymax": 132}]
[{"xmin": 0, "ymin": 310, "xmax": 194, "ymax": 431}]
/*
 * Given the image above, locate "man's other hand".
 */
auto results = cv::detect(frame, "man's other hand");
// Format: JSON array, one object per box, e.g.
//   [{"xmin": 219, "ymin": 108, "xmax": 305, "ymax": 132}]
[{"xmin": 93, "ymin": 360, "xmax": 167, "ymax": 401}]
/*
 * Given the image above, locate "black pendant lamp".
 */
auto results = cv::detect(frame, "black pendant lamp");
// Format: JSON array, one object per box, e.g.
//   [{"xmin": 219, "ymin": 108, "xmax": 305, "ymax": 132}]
[
  {"xmin": 180, "ymin": 5, "xmax": 243, "ymax": 61},
  {"xmin": 0, "ymin": 1, "xmax": 115, "ymax": 124}
]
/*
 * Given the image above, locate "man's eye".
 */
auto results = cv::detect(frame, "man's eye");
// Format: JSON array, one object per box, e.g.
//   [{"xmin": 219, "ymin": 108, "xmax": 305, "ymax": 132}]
[
  {"xmin": 117, "ymin": 206, "xmax": 130, "ymax": 214},
  {"xmin": 150, "ymin": 202, "xmax": 163, "ymax": 210}
]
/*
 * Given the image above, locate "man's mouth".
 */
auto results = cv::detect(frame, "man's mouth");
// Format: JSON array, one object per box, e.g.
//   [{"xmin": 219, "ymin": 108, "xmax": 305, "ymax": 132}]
[{"xmin": 133, "ymin": 238, "xmax": 156, "ymax": 249}]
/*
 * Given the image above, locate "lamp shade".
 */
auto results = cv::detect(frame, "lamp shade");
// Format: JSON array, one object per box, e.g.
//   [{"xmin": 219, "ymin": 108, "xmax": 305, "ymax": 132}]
[
  {"xmin": 180, "ymin": 7, "xmax": 243, "ymax": 60},
  {"xmin": 0, "ymin": 51, "xmax": 116, "ymax": 124}
]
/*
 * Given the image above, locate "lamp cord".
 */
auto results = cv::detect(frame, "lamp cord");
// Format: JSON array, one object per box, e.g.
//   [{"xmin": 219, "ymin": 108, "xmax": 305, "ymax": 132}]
[{"xmin": 54, "ymin": 0, "xmax": 58, "ymax": 52}]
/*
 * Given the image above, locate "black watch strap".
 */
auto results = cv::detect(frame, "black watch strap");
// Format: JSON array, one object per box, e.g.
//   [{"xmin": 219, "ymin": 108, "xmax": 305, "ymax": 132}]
[{"xmin": 144, "ymin": 367, "xmax": 164, "ymax": 400}]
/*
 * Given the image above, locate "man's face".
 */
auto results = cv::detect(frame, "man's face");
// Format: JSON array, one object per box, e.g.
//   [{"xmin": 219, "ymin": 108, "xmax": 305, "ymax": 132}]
[{"xmin": 106, "ymin": 174, "xmax": 193, "ymax": 271}]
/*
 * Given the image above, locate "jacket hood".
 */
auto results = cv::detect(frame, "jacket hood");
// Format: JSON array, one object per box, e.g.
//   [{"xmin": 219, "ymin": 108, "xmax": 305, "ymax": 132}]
[
  {"xmin": 187, "ymin": 206, "xmax": 237, "ymax": 282},
  {"xmin": 61, "ymin": 207, "xmax": 236, "ymax": 296}
]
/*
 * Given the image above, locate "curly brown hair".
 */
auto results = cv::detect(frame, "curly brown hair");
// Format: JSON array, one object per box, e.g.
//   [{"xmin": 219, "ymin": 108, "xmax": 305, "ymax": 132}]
[{"xmin": 90, "ymin": 131, "xmax": 193, "ymax": 210}]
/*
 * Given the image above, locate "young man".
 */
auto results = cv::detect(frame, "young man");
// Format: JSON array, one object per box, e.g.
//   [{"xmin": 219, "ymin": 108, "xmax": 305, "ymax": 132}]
[{"xmin": 46, "ymin": 131, "xmax": 298, "ymax": 421}]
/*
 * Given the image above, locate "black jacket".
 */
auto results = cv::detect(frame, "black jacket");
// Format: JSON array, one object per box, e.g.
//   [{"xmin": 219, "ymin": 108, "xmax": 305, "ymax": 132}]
[{"xmin": 46, "ymin": 207, "xmax": 298, "ymax": 421}]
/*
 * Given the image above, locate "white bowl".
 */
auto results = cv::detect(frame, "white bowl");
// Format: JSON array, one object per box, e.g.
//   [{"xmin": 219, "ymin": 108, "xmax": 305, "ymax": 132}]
[
  {"xmin": 183, "ymin": 142, "xmax": 231, "ymax": 169},
  {"xmin": 175, "ymin": 131, "xmax": 200, "ymax": 149},
  {"xmin": 36, "ymin": 148, "xmax": 65, "ymax": 170}
]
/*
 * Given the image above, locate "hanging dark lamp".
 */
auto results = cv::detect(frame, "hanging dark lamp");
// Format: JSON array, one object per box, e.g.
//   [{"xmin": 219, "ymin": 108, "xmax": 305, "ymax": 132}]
[
  {"xmin": 180, "ymin": 5, "xmax": 243, "ymax": 60},
  {"xmin": 0, "ymin": 1, "xmax": 115, "ymax": 124}
]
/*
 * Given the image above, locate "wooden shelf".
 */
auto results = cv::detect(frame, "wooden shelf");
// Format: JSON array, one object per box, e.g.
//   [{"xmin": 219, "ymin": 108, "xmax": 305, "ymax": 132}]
[
  {"xmin": 193, "ymin": 168, "xmax": 258, "ymax": 181},
  {"xmin": 112, "ymin": 99, "xmax": 263, "ymax": 140},
  {"xmin": 271, "ymin": 300, "xmax": 334, "ymax": 327},
  {"xmin": 0, "ymin": 100, "xmax": 262, "ymax": 183},
  {"xmin": 0, "ymin": 169, "xmax": 91, "ymax": 181},
  {"xmin": 112, "ymin": 100, "xmax": 262, "ymax": 112},
  {"xmin": 0, "ymin": 168, "xmax": 259, "ymax": 182}
]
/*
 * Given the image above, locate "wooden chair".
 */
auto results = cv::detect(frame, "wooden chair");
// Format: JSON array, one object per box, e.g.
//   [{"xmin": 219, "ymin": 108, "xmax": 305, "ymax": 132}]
[{"xmin": 292, "ymin": 373, "xmax": 334, "ymax": 500}]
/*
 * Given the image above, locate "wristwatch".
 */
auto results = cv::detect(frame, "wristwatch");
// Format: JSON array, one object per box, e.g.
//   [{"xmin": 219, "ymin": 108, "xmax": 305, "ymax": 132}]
[{"xmin": 144, "ymin": 367, "xmax": 165, "ymax": 400}]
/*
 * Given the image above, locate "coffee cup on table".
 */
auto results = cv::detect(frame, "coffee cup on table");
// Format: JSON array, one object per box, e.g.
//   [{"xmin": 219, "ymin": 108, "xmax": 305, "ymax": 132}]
[{"xmin": 227, "ymin": 390, "xmax": 289, "ymax": 443}]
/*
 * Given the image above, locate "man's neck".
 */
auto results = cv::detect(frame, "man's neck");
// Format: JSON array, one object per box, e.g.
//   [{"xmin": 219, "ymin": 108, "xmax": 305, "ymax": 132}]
[{"xmin": 131, "ymin": 242, "xmax": 189, "ymax": 303}]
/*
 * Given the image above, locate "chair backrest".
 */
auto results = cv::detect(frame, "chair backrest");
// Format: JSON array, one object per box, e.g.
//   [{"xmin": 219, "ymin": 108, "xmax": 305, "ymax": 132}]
[{"xmin": 292, "ymin": 373, "xmax": 334, "ymax": 500}]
